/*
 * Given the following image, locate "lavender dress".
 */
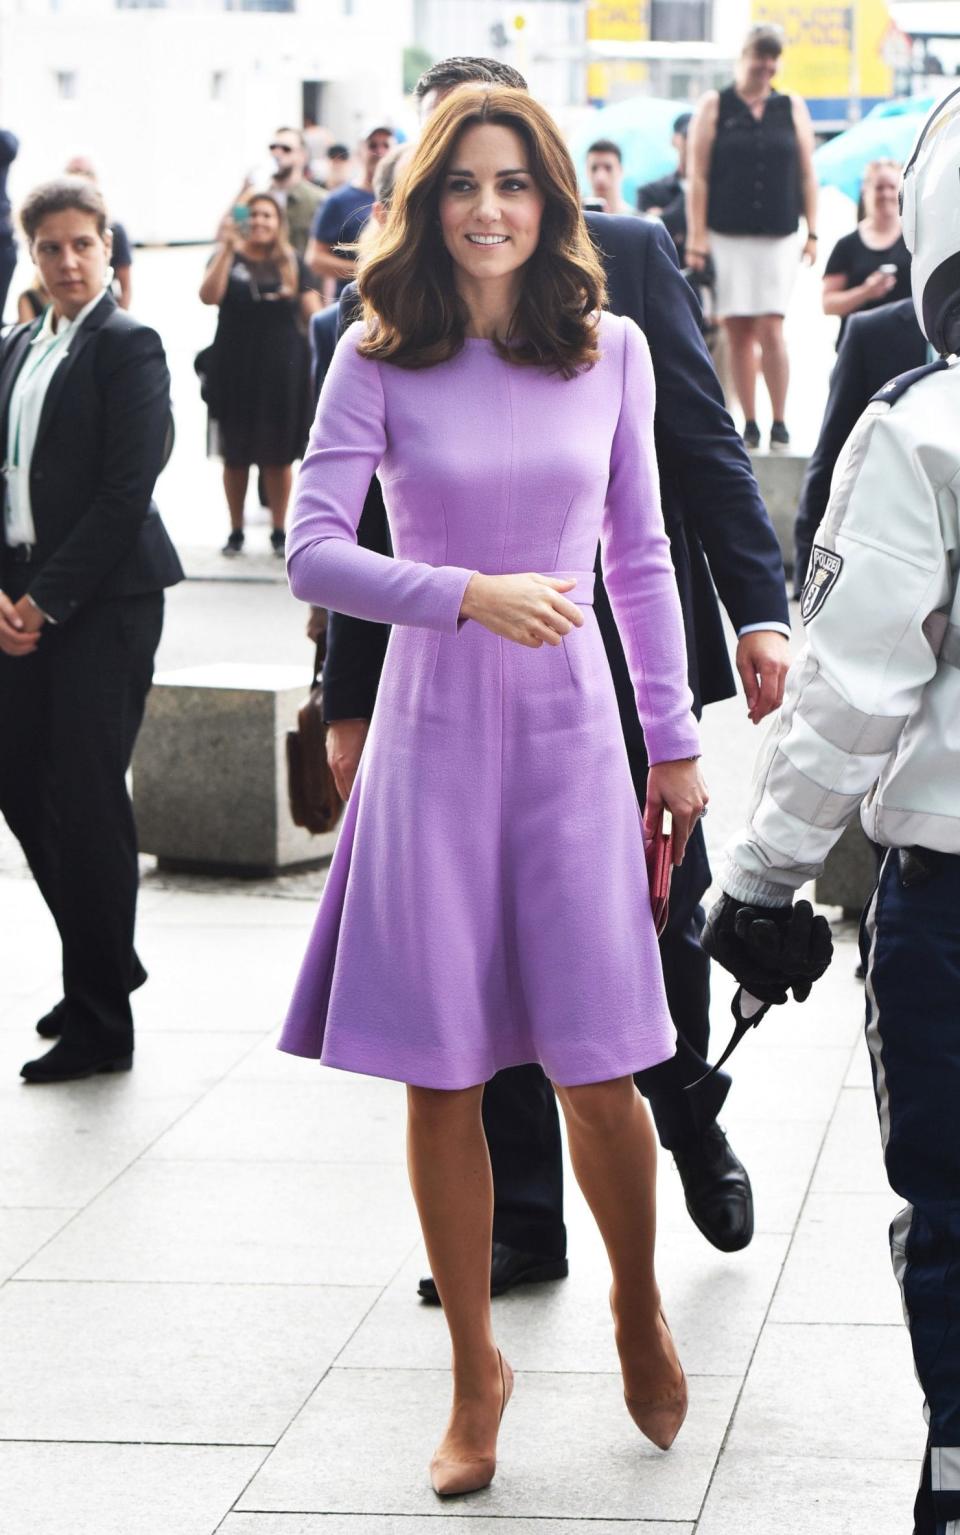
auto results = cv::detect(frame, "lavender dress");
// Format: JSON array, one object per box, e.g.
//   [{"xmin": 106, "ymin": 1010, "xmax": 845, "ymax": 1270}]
[{"xmin": 280, "ymin": 311, "xmax": 700, "ymax": 1089}]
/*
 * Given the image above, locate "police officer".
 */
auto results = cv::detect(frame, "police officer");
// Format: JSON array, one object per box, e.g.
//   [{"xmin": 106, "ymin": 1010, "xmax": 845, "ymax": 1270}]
[{"xmin": 702, "ymin": 88, "xmax": 960, "ymax": 1535}]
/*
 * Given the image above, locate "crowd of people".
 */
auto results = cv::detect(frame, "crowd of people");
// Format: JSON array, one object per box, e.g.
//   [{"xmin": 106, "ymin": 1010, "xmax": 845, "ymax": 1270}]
[{"xmin": 0, "ymin": 36, "xmax": 956, "ymax": 1535}]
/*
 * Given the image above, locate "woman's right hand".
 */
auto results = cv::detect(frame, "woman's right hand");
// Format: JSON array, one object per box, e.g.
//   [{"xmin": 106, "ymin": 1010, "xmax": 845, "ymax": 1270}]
[
  {"xmin": 460, "ymin": 573, "xmax": 585, "ymax": 648},
  {"xmin": 215, "ymin": 212, "xmax": 241, "ymax": 251},
  {"xmin": 862, "ymin": 268, "xmax": 896, "ymax": 302}
]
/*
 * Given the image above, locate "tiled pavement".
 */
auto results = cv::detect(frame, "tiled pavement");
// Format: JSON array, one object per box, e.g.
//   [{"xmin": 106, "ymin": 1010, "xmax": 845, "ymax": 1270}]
[{"xmin": 0, "ymin": 831, "xmax": 925, "ymax": 1532}]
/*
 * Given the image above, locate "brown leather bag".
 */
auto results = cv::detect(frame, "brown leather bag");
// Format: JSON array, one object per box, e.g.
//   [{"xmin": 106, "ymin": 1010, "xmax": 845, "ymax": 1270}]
[{"xmin": 286, "ymin": 640, "xmax": 343, "ymax": 836}]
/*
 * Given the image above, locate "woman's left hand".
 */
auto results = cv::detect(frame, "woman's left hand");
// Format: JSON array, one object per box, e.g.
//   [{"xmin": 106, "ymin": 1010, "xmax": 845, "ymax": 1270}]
[
  {"xmin": 801, "ymin": 235, "xmax": 818, "ymax": 266},
  {"xmin": 644, "ymin": 758, "xmax": 709, "ymax": 866}
]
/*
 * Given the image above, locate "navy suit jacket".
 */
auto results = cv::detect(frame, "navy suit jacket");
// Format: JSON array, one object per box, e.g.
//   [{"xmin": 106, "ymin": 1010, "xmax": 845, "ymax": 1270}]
[
  {"xmin": 793, "ymin": 299, "xmax": 926, "ymax": 594},
  {"xmin": 322, "ymin": 215, "xmax": 788, "ymax": 755},
  {"xmin": 309, "ymin": 301, "xmax": 341, "ymax": 404}
]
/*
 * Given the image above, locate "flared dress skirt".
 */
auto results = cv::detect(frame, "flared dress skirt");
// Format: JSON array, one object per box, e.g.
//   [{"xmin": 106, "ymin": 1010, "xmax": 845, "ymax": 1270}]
[{"xmin": 279, "ymin": 314, "xmax": 697, "ymax": 1089}]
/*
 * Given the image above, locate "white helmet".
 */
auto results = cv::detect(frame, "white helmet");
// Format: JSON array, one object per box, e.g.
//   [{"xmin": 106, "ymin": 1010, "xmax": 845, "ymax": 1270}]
[{"xmin": 901, "ymin": 84, "xmax": 960, "ymax": 354}]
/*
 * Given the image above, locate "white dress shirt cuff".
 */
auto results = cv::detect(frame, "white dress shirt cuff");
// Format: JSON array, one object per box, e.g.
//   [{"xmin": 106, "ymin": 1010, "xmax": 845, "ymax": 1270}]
[{"xmin": 736, "ymin": 621, "xmax": 791, "ymax": 640}]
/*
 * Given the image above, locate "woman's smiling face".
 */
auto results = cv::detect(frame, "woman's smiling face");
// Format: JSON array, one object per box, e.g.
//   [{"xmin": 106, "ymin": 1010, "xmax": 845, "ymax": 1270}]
[{"xmin": 438, "ymin": 122, "xmax": 546, "ymax": 288}]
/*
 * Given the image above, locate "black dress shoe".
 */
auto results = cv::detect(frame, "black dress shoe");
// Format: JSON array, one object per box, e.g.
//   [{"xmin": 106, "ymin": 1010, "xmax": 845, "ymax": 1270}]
[
  {"xmin": 673, "ymin": 1123, "xmax": 754, "ymax": 1253},
  {"xmin": 37, "ymin": 961, "xmax": 149, "ymax": 1039},
  {"xmin": 36, "ymin": 999, "xmax": 69, "ymax": 1040},
  {"xmin": 418, "ymin": 1240, "xmax": 569, "ymax": 1305},
  {"xmin": 21, "ymin": 1038, "xmax": 134, "ymax": 1083}
]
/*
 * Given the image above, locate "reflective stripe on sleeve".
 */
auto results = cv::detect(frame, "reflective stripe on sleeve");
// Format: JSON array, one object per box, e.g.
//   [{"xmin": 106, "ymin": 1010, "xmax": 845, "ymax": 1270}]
[
  {"xmin": 765, "ymin": 751, "xmax": 867, "ymax": 830},
  {"xmin": 800, "ymin": 671, "xmax": 908, "ymax": 756}
]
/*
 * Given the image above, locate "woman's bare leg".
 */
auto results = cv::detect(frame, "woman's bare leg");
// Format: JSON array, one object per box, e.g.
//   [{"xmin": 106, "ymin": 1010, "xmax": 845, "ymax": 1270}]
[
  {"xmin": 223, "ymin": 465, "xmax": 249, "ymax": 532},
  {"xmin": 406, "ymin": 1084, "xmax": 506, "ymax": 1468},
  {"xmin": 261, "ymin": 464, "xmax": 292, "ymax": 533},
  {"xmin": 723, "ymin": 316, "xmax": 760, "ymax": 423},
  {"xmin": 554, "ymin": 1076, "xmax": 682, "ymax": 1401},
  {"xmin": 755, "ymin": 313, "xmax": 790, "ymax": 422}
]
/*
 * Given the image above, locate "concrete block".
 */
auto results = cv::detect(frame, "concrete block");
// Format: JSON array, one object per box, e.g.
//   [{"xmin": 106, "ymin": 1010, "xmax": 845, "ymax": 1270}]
[
  {"xmin": 815, "ymin": 817, "xmax": 879, "ymax": 918},
  {"xmin": 751, "ymin": 451, "xmax": 809, "ymax": 577},
  {"xmin": 133, "ymin": 663, "xmax": 337, "ymax": 875}
]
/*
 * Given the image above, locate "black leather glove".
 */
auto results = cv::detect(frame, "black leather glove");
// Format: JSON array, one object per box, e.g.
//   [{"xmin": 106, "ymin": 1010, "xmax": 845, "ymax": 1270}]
[{"xmin": 701, "ymin": 894, "xmax": 834, "ymax": 1003}]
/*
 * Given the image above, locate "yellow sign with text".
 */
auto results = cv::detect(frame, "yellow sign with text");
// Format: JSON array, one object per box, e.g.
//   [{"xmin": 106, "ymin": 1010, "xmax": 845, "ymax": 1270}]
[
  {"xmin": 587, "ymin": 0, "xmax": 649, "ymax": 43},
  {"xmin": 751, "ymin": 0, "xmax": 894, "ymax": 99}
]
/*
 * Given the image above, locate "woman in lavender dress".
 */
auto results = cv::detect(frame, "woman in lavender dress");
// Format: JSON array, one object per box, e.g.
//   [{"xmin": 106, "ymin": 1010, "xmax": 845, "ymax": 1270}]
[{"xmin": 282, "ymin": 86, "xmax": 708, "ymax": 1495}]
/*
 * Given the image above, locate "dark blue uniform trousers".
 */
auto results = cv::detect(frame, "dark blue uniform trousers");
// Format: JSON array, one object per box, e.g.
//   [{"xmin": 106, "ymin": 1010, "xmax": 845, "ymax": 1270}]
[{"xmin": 861, "ymin": 851, "xmax": 960, "ymax": 1535}]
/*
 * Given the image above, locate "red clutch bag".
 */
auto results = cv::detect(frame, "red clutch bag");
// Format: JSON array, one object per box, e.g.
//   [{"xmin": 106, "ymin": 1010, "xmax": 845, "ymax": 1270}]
[{"xmin": 646, "ymin": 808, "xmax": 675, "ymax": 939}]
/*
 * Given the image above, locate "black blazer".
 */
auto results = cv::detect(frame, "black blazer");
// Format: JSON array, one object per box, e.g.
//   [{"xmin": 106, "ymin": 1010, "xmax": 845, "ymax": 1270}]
[
  {"xmin": 322, "ymin": 216, "xmax": 788, "ymax": 748},
  {"xmin": 793, "ymin": 298, "xmax": 926, "ymax": 594},
  {"xmin": 0, "ymin": 291, "xmax": 183, "ymax": 622}
]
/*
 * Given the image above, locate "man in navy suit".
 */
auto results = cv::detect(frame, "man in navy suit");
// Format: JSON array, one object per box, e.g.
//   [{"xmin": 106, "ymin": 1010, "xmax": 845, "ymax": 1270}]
[
  {"xmin": 793, "ymin": 297, "xmax": 927, "ymax": 594},
  {"xmin": 319, "ymin": 57, "xmax": 791, "ymax": 1294}
]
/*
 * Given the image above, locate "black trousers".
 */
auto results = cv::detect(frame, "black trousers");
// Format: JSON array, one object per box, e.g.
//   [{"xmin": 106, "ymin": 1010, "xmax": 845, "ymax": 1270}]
[
  {"xmin": 0, "ymin": 589, "xmax": 164, "ymax": 1052},
  {"xmin": 483, "ymin": 748, "xmax": 731, "ymax": 1260}
]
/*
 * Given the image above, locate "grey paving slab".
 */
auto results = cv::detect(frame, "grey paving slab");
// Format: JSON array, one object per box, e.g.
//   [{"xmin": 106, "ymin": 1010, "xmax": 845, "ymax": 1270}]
[
  {"xmin": 697, "ymin": 1451, "xmax": 921, "ymax": 1535},
  {"xmin": 144, "ymin": 1075, "xmax": 407, "ymax": 1166},
  {"xmin": 223, "ymin": 1518, "xmax": 693, "ymax": 1533},
  {"xmin": 228, "ymin": 1031, "xmax": 326, "ymax": 1083},
  {"xmin": 770, "ymin": 1192, "xmax": 904, "ymax": 1326},
  {"xmin": 21, "ymin": 1160, "xmax": 420, "ymax": 1285},
  {"xmin": 0, "ymin": 1441, "xmax": 265, "ymax": 1535},
  {"xmin": 723, "ymin": 1044, "xmax": 852, "ymax": 1124},
  {"xmin": 0, "ymin": 915, "xmax": 59, "ymax": 1001},
  {"xmin": 237, "ymin": 1367, "xmax": 739, "ymax": 1521},
  {"xmin": 845, "ymin": 1040, "xmax": 874, "ymax": 1089},
  {"xmin": 725, "ymin": 1322, "xmax": 924, "ymax": 1462},
  {"xmin": 0, "ymin": 1032, "xmax": 260, "ymax": 1208},
  {"xmin": 0, "ymin": 982, "xmax": 58, "ymax": 1034},
  {"xmin": 3, "ymin": 1027, "xmax": 260, "ymax": 1104},
  {"xmin": 340, "ymin": 1231, "xmax": 789, "ymax": 1380},
  {"xmin": 0, "ymin": 1209, "xmax": 74, "ymax": 1282},
  {"xmin": 138, "ymin": 886, "xmax": 319, "ymax": 929},
  {"xmin": 132, "ymin": 922, "xmax": 310, "ymax": 1034},
  {"xmin": 0, "ymin": 1280, "xmax": 376, "ymax": 1444},
  {"xmin": 812, "ymin": 1086, "xmax": 889, "ymax": 1195}
]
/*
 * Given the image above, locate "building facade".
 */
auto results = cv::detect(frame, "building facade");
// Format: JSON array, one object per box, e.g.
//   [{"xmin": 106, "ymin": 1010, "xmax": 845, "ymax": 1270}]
[{"xmin": 0, "ymin": 0, "xmax": 411, "ymax": 242}]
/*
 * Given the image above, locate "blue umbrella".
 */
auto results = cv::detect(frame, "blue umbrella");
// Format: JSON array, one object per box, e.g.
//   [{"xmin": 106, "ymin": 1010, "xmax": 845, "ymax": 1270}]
[
  {"xmin": 571, "ymin": 96, "xmax": 692, "ymax": 209},
  {"xmin": 813, "ymin": 95, "xmax": 936, "ymax": 202}
]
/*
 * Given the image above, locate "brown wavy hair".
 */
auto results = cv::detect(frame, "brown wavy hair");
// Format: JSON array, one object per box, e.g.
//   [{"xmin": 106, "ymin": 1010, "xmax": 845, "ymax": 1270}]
[{"xmin": 357, "ymin": 86, "xmax": 607, "ymax": 377}]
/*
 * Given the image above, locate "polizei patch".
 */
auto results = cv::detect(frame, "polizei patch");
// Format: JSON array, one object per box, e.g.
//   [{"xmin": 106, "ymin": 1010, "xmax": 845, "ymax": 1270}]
[{"xmin": 801, "ymin": 546, "xmax": 844, "ymax": 623}]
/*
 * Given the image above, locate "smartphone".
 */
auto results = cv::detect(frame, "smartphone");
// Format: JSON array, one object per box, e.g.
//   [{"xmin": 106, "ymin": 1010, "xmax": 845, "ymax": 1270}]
[
  {"xmin": 878, "ymin": 263, "xmax": 898, "ymax": 276},
  {"xmin": 232, "ymin": 204, "xmax": 250, "ymax": 226}
]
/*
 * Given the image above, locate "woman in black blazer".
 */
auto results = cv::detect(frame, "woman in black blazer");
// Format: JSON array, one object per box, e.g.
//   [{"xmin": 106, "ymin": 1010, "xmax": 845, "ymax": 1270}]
[{"xmin": 0, "ymin": 176, "xmax": 183, "ymax": 1083}]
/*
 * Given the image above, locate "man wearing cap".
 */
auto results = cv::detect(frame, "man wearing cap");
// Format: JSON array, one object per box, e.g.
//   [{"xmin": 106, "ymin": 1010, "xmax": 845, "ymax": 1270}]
[{"xmin": 305, "ymin": 122, "xmax": 394, "ymax": 296}]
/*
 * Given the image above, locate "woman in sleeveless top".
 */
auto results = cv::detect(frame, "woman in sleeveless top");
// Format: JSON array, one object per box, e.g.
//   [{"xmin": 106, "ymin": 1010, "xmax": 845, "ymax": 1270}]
[{"xmin": 687, "ymin": 24, "xmax": 817, "ymax": 452}]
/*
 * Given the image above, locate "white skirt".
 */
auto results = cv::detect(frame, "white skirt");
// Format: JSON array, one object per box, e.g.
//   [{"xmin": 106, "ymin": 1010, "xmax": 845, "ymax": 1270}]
[{"xmin": 708, "ymin": 230, "xmax": 801, "ymax": 318}]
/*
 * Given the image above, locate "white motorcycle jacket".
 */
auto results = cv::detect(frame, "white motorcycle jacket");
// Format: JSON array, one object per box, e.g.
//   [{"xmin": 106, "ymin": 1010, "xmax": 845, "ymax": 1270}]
[{"xmin": 725, "ymin": 356, "xmax": 960, "ymax": 907}]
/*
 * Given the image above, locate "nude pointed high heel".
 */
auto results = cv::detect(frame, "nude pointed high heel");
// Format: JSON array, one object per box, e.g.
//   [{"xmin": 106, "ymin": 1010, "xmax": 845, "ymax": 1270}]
[
  {"xmin": 430, "ymin": 1350, "xmax": 514, "ymax": 1498},
  {"xmin": 613, "ymin": 1296, "xmax": 688, "ymax": 1451}
]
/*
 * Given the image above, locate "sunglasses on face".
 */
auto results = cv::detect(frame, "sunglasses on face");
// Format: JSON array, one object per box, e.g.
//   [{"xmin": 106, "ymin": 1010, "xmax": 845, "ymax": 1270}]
[{"xmin": 270, "ymin": 143, "xmax": 295, "ymax": 153}]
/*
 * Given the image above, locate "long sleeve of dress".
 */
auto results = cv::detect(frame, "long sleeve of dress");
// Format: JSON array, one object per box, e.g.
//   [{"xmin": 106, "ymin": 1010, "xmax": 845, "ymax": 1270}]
[
  {"xmin": 287, "ymin": 324, "xmax": 476, "ymax": 633},
  {"xmin": 602, "ymin": 319, "xmax": 701, "ymax": 765}
]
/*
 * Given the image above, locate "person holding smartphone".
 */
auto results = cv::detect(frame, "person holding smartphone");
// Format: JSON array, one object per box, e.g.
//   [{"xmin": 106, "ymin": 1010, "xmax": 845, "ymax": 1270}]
[
  {"xmin": 822, "ymin": 159, "xmax": 911, "ymax": 347},
  {"xmin": 198, "ymin": 193, "xmax": 319, "ymax": 557}
]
